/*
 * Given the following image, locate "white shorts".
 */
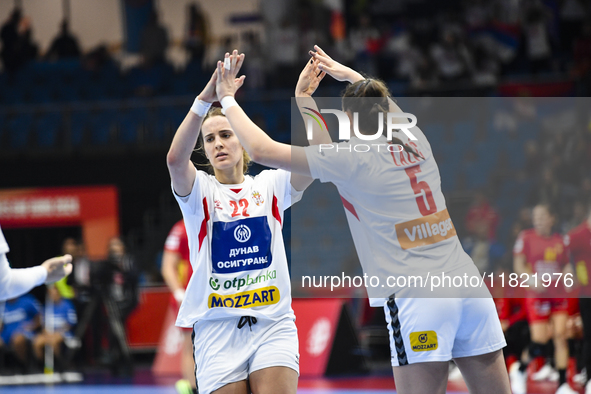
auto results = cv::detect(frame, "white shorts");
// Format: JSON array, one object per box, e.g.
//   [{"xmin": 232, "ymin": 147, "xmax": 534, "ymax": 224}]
[
  {"xmin": 385, "ymin": 296, "xmax": 506, "ymax": 366},
  {"xmin": 192, "ymin": 316, "xmax": 299, "ymax": 394}
]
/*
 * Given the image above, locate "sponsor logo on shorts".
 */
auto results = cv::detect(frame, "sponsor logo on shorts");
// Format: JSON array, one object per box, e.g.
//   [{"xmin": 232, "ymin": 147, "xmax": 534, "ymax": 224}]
[
  {"xmin": 410, "ymin": 331, "xmax": 438, "ymax": 352},
  {"xmin": 208, "ymin": 286, "xmax": 279, "ymax": 309},
  {"xmin": 395, "ymin": 209, "xmax": 456, "ymax": 250},
  {"xmin": 209, "ymin": 269, "xmax": 277, "ymax": 291}
]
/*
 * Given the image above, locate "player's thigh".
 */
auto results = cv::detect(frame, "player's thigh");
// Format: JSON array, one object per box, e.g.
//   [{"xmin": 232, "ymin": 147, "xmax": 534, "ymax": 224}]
[
  {"xmin": 211, "ymin": 380, "xmax": 249, "ymax": 394},
  {"xmin": 249, "ymin": 366, "xmax": 297, "ymax": 394},
  {"xmin": 392, "ymin": 361, "xmax": 448, "ymax": 394},
  {"xmin": 192, "ymin": 318, "xmax": 251, "ymax": 394},
  {"xmin": 248, "ymin": 317, "xmax": 299, "ymax": 384},
  {"xmin": 454, "ymin": 350, "xmax": 511, "ymax": 394}
]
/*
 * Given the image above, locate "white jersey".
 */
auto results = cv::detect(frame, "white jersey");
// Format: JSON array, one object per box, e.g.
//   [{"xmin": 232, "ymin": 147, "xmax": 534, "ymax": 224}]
[
  {"xmin": 0, "ymin": 225, "xmax": 8, "ymax": 254},
  {"xmin": 173, "ymin": 168, "xmax": 302, "ymax": 327},
  {"xmin": 0, "ymin": 225, "xmax": 47, "ymax": 304},
  {"xmin": 304, "ymin": 127, "xmax": 473, "ymax": 305}
]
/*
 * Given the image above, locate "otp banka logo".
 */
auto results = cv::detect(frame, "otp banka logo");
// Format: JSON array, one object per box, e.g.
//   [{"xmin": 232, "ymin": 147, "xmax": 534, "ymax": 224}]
[
  {"xmin": 303, "ymin": 106, "xmax": 418, "ymax": 144},
  {"xmin": 234, "ymin": 224, "xmax": 251, "ymax": 243}
]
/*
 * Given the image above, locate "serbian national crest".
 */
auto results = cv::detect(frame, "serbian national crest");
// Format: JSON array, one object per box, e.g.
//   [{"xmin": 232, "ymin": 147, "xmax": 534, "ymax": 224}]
[{"xmin": 252, "ymin": 191, "xmax": 264, "ymax": 206}]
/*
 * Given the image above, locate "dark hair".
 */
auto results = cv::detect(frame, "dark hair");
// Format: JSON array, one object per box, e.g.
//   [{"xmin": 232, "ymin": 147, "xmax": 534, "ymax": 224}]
[
  {"xmin": 197, "ymin": 107, "xmax": 251, "ymax": 174},
  {"xmin": 342, "ymin": 78, "xmax": 420, "ymax": 159},
  {"xmin": 533, "ymin": 203, "xmax": 556, "ymax": 218}
]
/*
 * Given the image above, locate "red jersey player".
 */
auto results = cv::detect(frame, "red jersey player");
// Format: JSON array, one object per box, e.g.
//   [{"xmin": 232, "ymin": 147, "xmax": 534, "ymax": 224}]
[
  {"xmin": 512, "ymin": 204, "xmax": 576, "ymax": 394},
  {"xmin": 161, "ymin": 220, "xmax": 196, "ymax": 394},
  {"xmin": 565, "ymin": 207, "xmax": 591, "ymax": 394}
]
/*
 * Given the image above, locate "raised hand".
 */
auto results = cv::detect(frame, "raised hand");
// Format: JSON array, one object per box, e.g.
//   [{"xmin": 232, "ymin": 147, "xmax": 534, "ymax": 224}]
[
  {"xmin": 309, "ymin": 45, "xmax": 364, "ymax": 84},
  {"xmin": 216, "ymin": 50, "xmax": 246, "ymax": 100},
  {"xmin": 199, "ymin": 67, "xmax": 246, "ymax": 103},
  {"xmin": 295, "ymin": 57, "xmax": 326, "ymax": 97}
]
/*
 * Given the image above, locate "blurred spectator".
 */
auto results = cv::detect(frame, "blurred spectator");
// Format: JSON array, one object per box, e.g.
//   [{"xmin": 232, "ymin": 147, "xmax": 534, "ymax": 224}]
[
  {"xmin": 349, "ymin": 14, "xmax": 380, "ymax": 76},
  {"xmin": 523, "ymin": 140, "xmax": 542, "ymax": 178},
  {"xmin": 58, "ymin": 238, "xmax": 93, "ymax": 303},
  {"xmin": 94, "ymin": 236, "xmax": 137, "ymax": 375},
  {"xmin": 82, "ymin": 44, "xmax": 113, "ymax": 72},
  {"xmin": 522, "ymin": 2, "xmax": 553, "ymax": 74},
  {"xmin": 462, "ymin": 220, "xmax": 505, "ymax": 274},
  {"xmin": 16, "ymin": 16, "xmax": 38, "ymax": 66},
  {"xmin": 102, "ymin": 236, "xmax": 138, "ymax": 321},
  {"xmin": 430, "ymin": 28, "xmax": 473, "ymax": 81},
  {"xmin": 32, "ymin": 285, "xmax": 77, "ymax": 370},
  {"xmin": 465, "ymin": 190, "xmax": 500, "ymax": 240},
  {"xmin": 184, "ymin": 2, "xmax": 208, "ymax": 63},
  {"xmin": 44, "ymin": 20, "xmax": 81, "ymax": 61},
  {"xmin": 528, "ymin": 167, "xmax": 561, "ymax": 208},
  {"xmin": 0, "ymin": 294, "xmax": 41, "ymax": 372},
  {"xmin": 0, "ymin": 12, "xmax": 39, "ymax": 73},
  {"xmin": 140, "ymin": 10, "xmax": 169, "ymax": 66},
  {"xmin": 0, "ymin": 8, "xmax": 22, "ymax": 72},
  {"xmin": 271, "ymin": 17, "xmax": 299, "ymax": 87},
  {"xmin": 242, "ymin": 31, "xmax": 265, "ymax": 89}
]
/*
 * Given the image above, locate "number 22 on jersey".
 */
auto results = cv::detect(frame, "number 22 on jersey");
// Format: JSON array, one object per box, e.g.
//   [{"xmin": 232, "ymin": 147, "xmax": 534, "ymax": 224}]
[{"xmin": 229, "ymin": 199, "xmax": 250, "ymax": 218}]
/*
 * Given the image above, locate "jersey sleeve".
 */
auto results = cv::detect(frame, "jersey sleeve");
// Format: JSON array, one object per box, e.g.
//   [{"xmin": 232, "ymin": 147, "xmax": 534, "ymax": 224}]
[
  {"xmin": 0, "ymin": 254, "xmax": 48, "ymax": 302},
  {"xmin": 172, "ymin": 167, "xmax": 208, "ymax": 219},
  {"xmin": 304, "ymin": 143, "xmax": 357, "ymax": 184},
  {"xmin": 265, "ymin": 169, "xmax": 304, "ymax": 211}
]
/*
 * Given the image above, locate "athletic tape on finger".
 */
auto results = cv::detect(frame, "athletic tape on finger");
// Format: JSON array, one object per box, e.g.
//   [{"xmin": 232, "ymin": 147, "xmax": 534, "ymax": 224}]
[{"xmin": 224, "ymin": 57, "xmax": 231, "ymax": 70}]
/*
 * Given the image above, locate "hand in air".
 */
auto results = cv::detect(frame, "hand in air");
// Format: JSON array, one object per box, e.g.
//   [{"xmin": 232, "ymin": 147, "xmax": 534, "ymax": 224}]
[
  {"xmin": 216, "ymin": 50, "xmax": 246, "ymax": 100},
  {"xmin": 295, "ymin": 57, "xmax": 326, "ymax": 97},
  {"xmin": 309, "ymin": 45, "xmax": 364, "ymax": 83},
  {"xmin": 199, "ymin": 65, "xmax": 246, "ymax": 103}
]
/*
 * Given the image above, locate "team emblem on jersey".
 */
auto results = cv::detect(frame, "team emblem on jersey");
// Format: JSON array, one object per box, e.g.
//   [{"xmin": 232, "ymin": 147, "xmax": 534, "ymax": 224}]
[
  {"xmin": 214, "ymin": 200, "xmax": 223, "ymax": 210},
  {"xmin": 252, "ymin": 191, "xmax": 264, "ymax": 206},
  {"xmin": 234, "ymin": 224, "xmax": 251, "ymax": 242},
  {"xmin": 410, "ymin": 331, "xmax": 438, "ymax": 352}
]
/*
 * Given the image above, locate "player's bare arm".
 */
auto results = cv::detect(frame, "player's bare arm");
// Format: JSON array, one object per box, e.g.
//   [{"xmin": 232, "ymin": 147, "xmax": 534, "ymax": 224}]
[{"xmin": 292, "ymin": 57, "xmax": 329, "ymax": 191}]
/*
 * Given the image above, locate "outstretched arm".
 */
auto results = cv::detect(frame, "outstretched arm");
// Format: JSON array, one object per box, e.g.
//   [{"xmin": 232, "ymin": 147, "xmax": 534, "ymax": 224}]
[
  {"xmin": 0, "ymin": 253, "xmax": 73, "ymax": 302},
  {"xmin": 216, "ymin": 51, "xmax": 312, "ymax": 178}
]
